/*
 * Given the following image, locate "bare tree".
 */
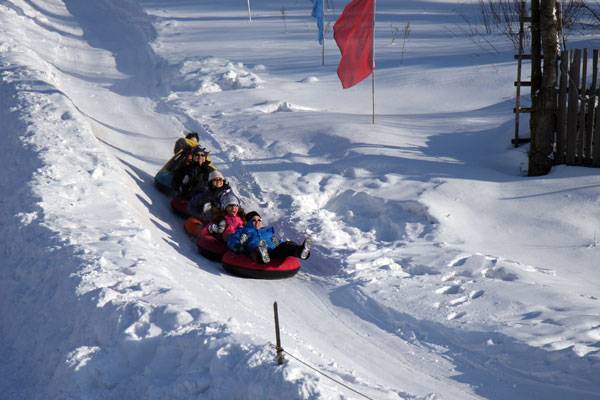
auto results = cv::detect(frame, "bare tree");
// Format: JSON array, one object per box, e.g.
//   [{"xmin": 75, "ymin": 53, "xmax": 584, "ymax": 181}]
[{"xmin": 529, "ymin": 0, "xmax": 560, "ymax": 176}]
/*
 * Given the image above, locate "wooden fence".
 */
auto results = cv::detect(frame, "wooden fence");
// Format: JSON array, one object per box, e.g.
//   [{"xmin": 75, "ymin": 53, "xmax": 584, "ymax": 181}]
[{"xmin": 555, "ymin": 48, "xmax": 600, "ymax": 166}]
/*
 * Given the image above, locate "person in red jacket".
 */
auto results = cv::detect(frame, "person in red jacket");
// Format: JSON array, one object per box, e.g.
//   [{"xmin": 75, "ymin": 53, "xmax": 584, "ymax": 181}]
[{"xmin": 208, "ymin": 192, "xmax": 245, "ymax": 241}]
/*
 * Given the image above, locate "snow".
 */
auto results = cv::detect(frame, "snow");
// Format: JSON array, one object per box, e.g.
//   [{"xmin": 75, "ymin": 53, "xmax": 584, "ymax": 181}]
[{"xmin": 1, "ymin": 0, "xmax": 599, "ymax": 399}]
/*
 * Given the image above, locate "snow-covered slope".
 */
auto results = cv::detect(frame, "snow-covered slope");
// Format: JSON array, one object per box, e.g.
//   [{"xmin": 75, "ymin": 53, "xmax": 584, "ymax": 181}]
[{"xmin": 1, "ymin": 0, "xmax": 599, "ymax": 399}]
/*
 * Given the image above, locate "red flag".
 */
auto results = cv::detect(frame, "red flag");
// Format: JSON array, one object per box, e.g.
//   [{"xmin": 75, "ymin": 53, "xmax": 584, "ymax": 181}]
[{"xmin": 333, "ymin": 0, "xmax": 374, "ymax": 89}]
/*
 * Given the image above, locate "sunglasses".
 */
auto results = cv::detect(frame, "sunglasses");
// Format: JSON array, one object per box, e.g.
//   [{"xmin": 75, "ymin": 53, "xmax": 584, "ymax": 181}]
[
  {"xmin": 212, "ymin": 178, "xmax": 224, "ymax": 181},
  {"xmin": 252, "ymin": 218, "xmax": 262, "ymax": 223}
]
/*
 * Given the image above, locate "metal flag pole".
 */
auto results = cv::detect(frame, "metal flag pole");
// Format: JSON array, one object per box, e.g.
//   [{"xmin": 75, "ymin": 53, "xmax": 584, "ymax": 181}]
[
  {"xmin": 372, "ymin": 0, "xmax": 376, "ymax": 124},
  {"xmin": 322, "ymin": 1, "xmax": 326, "ymax": 66}
]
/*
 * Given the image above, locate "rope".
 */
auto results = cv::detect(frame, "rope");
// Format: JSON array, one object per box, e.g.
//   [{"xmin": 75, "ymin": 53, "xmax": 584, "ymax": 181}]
[{"xmin": 269, "ymin": 343, "xmax": 377, "ymax": 400}]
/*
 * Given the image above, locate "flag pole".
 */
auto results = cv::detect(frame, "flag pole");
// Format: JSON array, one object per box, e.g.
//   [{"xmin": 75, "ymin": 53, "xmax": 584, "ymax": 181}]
[
  {"xmin": 247, "ymin": 0, "xmax": 252, "ymax": 22},
  {"xmin": 322, "ymin": 2, "xmax": 326, "ymax": 66},
  {"xmin": 371, "ymin": 0, "xmax": 376, "ymax": 124}
]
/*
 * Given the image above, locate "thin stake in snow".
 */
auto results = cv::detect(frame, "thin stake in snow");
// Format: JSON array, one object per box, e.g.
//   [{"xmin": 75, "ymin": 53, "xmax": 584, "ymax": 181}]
[
  {"xmin": 247, "ymin": 0, "xmax": 252, "ymax": 22},
  {"xmin": 273, "ymin": 302, "xmax": 285, "ymax": 365}
]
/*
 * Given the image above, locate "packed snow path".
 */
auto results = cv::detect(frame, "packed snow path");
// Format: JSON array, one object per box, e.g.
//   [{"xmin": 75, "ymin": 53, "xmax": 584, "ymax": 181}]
[{"xmin": 1, "ymin": 0, "xmax": 599, "ymax": 399}]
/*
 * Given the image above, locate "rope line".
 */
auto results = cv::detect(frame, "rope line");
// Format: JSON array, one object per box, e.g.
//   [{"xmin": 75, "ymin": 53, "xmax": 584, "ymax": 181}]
[{"xmin": 269, "ymin": 343, "xmax": 377, "ymax": 400}]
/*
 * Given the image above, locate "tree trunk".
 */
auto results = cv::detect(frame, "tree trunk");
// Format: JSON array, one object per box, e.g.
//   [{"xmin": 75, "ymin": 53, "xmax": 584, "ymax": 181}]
[{"xmin": 529, "ymin": 0, "xmax": 560, "ymax": 176}]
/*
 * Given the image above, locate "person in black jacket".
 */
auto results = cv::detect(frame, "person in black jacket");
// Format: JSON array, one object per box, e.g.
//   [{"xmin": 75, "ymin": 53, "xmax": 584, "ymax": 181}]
[
  {"xmin": 187, "ymin": 170, "xmax": 232, "ymax": 222},
  {"xmin": 171, "ymin": 147, "xmax": 215, "ymax": 199}
]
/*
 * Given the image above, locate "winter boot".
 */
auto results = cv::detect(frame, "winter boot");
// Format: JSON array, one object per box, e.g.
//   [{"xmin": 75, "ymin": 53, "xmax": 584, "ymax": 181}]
[
  {"xmin": 258, "ymin": 240, "xmax": 270, "ymax": 264},
  {"xmin": 300, "ymin": 237, "xmax": 312, "ymax": 260}
]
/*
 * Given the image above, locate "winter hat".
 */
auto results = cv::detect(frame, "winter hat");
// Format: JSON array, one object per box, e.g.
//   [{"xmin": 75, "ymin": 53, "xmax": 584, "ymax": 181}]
[
  {"xmin": 185, "ymin": 132, "xmax": 199, "ymax": 141},
  {"xmin": 191, "ymin": 146, "xmax": 208, "ymax": 156},
  {"xmin": 220, "ymin": 192, "xmax": 240, "ymax": 209},
  {"xmin": 245, "ymin": 211, "xmax": 261, "ymax": 222},
  {"xmin": 209, "ymin": 170, "xmax": 224, "ymax": 181}
]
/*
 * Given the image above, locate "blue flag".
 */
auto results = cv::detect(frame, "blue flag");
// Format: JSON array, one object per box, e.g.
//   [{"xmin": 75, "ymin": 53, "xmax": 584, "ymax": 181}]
[{"xmin": 311, "ymin": 0, "xmax": 324, "ymax": 44}]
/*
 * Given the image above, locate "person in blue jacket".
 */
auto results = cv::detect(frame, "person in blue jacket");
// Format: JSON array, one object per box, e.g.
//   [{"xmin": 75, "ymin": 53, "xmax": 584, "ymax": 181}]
[{"xmin": 227, "ymin": 211, "xmax": 311, "ymax": 264}]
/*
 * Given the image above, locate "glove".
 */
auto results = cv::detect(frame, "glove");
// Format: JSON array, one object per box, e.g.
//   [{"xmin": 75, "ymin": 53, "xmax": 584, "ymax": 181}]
[
  {"xmin": 203, "ymin": 202, "xmax": 212, "ymax": 213},
  {"xmin": 208, "ymin": 224, "xmax": 218, "ymax": 233},
  {"xmin": 239, "ymin": 233, "xmax": 248, "ymax": 245},
  {"xmin": 216, "ymin": 220, "xmax": 226, "ymax": 234}
]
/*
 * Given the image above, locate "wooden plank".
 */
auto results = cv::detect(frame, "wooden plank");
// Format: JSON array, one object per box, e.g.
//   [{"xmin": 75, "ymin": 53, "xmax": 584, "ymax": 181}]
[
  {"xmin": 556, "ymin": 50, "xmax": 569, "ymax": 164},
  {"xmin": 593, "ymin": 50, "xmax": 600, "ymax": 166},
  {"xmin": 566, "ymin": 49, "xmax": 581, "ymax": 164},
  {"xmin": 514, "ymin": 81, "xmax": 532, "ymax": 86},
  {"xmin": 515, "ymin": 54, "xmax": 533, "ymax": 60},
  {"xmin": 595, "ymin": 102, "xmax": 600, "ymax": 166},
  {"xmin": 514, "ymin": 107, "xmax": 533, "ymax": 113},
  {"xmin": 511, "ymin": 137, "xmax": 531, "ymax": 145},
  {"xmin": 578, "ymin": 49, "xmax": 588, "ymax": 162},
  {"xmin": 513, "ymin": 54, "xmax": 560, "ymax": 60},
  {"xmin": 585, "ymin": 49, "xmax": 597, "ymax": 165}
]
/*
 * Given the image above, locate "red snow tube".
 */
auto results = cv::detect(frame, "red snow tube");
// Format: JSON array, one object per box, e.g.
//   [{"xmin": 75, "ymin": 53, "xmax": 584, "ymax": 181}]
[
  {"xmin": 170, "ymin": 196, "xmax": 189, "ymax": 218},
  {"xmin": 221, "ymin": 251, "xmax": 301, "ymax": 279},
  {"xmin": 184, "ymin": 217, "xmax": 204, "ymax": 237},
  {"xmin": 197, "ymin": 226, "xmax": 227, "ymax": 261}
]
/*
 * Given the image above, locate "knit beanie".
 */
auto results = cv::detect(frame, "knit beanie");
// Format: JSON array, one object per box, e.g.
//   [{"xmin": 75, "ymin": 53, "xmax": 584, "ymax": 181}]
[
  {"xmin": 245, "ymin": 211, "xmax": 261, "ymax": 222},
  {"xmin": 209, "ymin": 170, "xmax": 224, "ymax": 181}
]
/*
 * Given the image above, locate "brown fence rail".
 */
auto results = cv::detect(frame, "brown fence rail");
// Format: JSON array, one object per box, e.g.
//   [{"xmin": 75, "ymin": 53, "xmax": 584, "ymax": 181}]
[{"xmin": 555, "ymin": 48, "xmax": 600, "ymax": 167}]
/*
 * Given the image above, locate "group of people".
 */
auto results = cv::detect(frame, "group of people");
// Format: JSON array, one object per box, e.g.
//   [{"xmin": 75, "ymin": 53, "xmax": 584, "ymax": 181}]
[{"xmin": 167, "ymin": 132, "xmax": 312, "ymax": 264}]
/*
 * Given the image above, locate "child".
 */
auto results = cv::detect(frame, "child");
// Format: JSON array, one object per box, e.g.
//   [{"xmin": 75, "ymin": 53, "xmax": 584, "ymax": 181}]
[
  {"xmin": 208, "ymin": 193, "xmax": 245, "ymax": 241},
  {"xmin": 227, "ymin": 211, "xmax": 311, "ymax": 264}
]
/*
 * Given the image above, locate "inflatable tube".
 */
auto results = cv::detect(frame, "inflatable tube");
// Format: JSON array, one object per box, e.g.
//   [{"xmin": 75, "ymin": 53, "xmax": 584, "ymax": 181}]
[
  {"xmin": 154, "ymin": 170, "xmax": 173, "ymax": 194},
  {"xmin": 221, "ymin": 251, "xmax": 301, "ymax": 279},
  {"xmin": 184, "ymin": 217, "xmax": 204, "ymax": 237},
  {"xmin": 197, "ymin": 226, "xmax": 227, "ymax": 261},
  {"xmin": 170, "ymin": 196, "xmax": 189, "ymax": 218}
]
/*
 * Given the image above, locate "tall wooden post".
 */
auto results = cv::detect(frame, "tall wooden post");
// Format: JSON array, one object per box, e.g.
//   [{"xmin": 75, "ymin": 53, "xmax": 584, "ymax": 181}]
[{"xmin": 273, "ymin": 302, "xmax": 284, "ymax": 365}]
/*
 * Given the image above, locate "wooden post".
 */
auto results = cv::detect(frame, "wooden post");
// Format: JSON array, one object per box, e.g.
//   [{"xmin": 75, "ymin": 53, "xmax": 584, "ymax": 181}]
[
  {"xmin": 556, "ymin": 50, "xmax": 569, "ymax": 164},
  {"xmin": 566, "ymin": 50, "xmax": 581, "ymax": 164},
  {"xmin": 273, "ymin": 302, "xmax": 284, "ymax": 365},
  {"xmin": 585, "ymin": 49, "xmax": 597, "ymax": 165},
  {"xmin": 578, "ymin": 49, "xmax": 588, "ymax": 162},
  {"xmin": 592, "ymin": 50, "xmax": 600, "ymax": 166}
]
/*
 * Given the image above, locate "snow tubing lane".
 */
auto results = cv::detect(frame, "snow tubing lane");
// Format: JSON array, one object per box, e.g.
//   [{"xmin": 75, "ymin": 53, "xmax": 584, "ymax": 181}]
[
  {"xmin": 184, "ymin": 217, "xmax": 204, "ymax": 237},
  {"xmin": 171, "ymin": 196, "xmax": 189, "ymax": 218},
  {"xmin": 197, "ymin": 226, "xmax": 227, "ymax": 261},
  {"xmin": 221, "ymin": 251, "xmax": 301, "ymax": 279}
]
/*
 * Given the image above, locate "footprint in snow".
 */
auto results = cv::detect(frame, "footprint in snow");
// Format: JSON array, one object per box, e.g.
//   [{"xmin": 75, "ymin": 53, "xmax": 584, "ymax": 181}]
[
  {"xmin": 435, "ymin": 284, "xmax": 462, "ymax": 295},
  {"xmin": 481, "ymin": 266, "xmax": 519, "ymax": 281},
  {"xmin": 447, "ymin": 311, "xmax": 466, "ymax": 320},
  {"xmin": 441, "ymin": 271, "xmax": 457, "ymax": 282},
  {"xmin": 448, "ymin": 254, "xmax": 470, "ymax": 267},
  {"xmin": 449, "ymin": 296, "xmax": 469, "ymax": 306}
]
